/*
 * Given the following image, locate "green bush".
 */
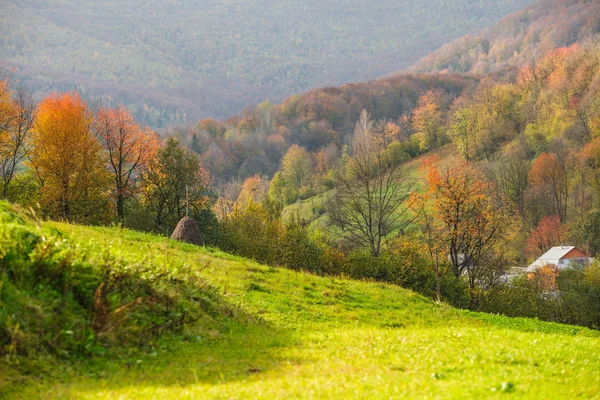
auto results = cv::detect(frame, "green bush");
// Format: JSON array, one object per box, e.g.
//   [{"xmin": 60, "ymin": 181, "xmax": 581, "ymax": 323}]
[
  {"xmin": 279, "ymin": 226, "xmax": 324, "ymax": 273},
  {"xmin": 343, "ymin": 243, "xmax": 467, "ymax": 304}
]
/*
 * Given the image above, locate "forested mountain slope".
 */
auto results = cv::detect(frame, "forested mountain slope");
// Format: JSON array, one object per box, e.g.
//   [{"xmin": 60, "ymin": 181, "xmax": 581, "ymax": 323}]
[
  {"xmin": 0, "ymin": 0, "xmax": 533, "ymax": 127},
  {"xmin": 408, "ymin": 0, "xmax": 600, "ymax": 74}
]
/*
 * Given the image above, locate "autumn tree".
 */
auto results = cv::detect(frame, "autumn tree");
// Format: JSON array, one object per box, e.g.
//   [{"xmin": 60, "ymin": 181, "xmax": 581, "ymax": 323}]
[
  {"xmin": 582, "ymin": 137, "xmax": 600, "ymax": 198},
  {"xmin": 93, "ymin": 105, "xmax": 159, "ymax": 220},
  {"xmin": 412, "ymin": 90, "xmax": 447, "ymax": 152},
  {"xmin": 422, "ymin": 157, "xmax": 515, "ymax": 289},
  {"xmin": 0, "ymin": 79, "xmax": 12, "ymax": 135},
  {"xmin": 450, "ymin": 82, "xmax": 519, "ymax": 162},
  {"xmin": 237, "ymin": 175, "xmax": 268, "ymax": 207},
  {"xmin": 29, "ymin": 92, "xmax": 109, "ymax": 221},
  {"xmin": 449, "ymin": 100, "xmax": 477, "ymax": 161},
  {"xmin": 281, "ymin": 144, "xmax": 312, "ymax": 202},
  {"xmin": 141, "ymin": 137, "xmax": 212, "ymax": 233},
  {"xmin": 0, "ymin": 83, "xmax": 35, "ymax": 199},
  {"xmin": 329, "ymin": 110, "xmax": 416, "ymax": 256},
  {"xmin": 268, "ymin": 171, "xmax": 287, "ymax": 207},
  {"xmin": 528, "ymin": 152, "xmax": 569, "ymax": 222},
  {"xmin": 525, "ymin": 215, "xmax": 568, "ymax": 259}
]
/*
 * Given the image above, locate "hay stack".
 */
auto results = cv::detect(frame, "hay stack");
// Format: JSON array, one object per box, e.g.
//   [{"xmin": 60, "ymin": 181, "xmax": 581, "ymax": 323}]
[{"xmin": 170, "ymin": 216, "xmax": 203, "ymax": 246}]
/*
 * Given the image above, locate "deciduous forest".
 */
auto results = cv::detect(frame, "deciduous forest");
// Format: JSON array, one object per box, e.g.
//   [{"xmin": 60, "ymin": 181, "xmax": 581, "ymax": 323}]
[{"xmin": 1, "ymin": 0, "xmax": 533, "ymax": 127}]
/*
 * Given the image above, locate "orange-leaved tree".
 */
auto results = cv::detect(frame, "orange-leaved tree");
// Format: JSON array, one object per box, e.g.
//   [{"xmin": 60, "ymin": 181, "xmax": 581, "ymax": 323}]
[
  {"xmin": 93, "ymin": 105, "xmax": 159, "ymax": 220},
  {"xmin": 422, "ymin": 156, "xmax": 516, "ymax": 289},
  {"xmin": 412, "ymin": 90, "xmax": 447, "ymax": 152},
  {"xmin": 236, "ymin": 175, "xmax": 268, "ymax": 208},
  {"xmin": 525, "ymin": 215, "xmax": 569, "ymax": 259},
  {"xmin": 29, "ymin": 92, "xmax": 109, "ymax": 221}
]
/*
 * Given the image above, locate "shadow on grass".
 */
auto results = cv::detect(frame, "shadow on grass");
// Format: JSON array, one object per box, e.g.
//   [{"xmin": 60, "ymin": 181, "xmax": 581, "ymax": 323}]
[{"xmin": 32, "ymin": 296, "xmax": 301, "ymax": 398}]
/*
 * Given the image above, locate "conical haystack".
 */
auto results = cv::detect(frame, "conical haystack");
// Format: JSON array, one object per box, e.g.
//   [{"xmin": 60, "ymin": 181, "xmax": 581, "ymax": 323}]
[{"xmin": 170, "ymin": 216, "xmax": 203, "ymax": 246}]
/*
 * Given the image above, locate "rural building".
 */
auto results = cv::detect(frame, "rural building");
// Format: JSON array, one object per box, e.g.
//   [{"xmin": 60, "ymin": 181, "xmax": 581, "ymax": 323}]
[{"xmin": 526, "ymin": 246, "xmax": 594, "ymax": 273}]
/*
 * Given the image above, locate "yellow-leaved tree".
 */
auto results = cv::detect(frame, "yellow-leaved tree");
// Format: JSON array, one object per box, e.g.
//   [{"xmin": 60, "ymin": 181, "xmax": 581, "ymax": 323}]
[{"xmin": 29, "ymin": 92, "xmax": 110, "ymax": 221}]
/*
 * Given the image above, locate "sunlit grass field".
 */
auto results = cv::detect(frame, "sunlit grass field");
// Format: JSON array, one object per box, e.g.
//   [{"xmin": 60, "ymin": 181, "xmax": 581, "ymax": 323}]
[{"xmin": 5, "ymin": 220, "xmax": 600, "ymax": 399}]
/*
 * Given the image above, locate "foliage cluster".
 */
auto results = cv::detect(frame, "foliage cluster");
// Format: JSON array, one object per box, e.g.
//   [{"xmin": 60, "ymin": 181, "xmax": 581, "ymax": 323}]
[
  {"xmin": 478, "ymin": 265, "xmax": 600, "ymax": 329},
  {"xmin": 0, "ymin": 85, "xmax": 216, "ymax": 238}
]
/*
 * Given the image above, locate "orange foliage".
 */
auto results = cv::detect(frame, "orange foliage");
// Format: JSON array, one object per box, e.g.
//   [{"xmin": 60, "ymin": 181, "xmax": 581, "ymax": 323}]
[
  {"xmin": 237, "ymin": 175, "xmax": 267, "ymax": 207},
  {"xmin": 420, "ymin": 156, "xmax": 515, "ymax": 285},
  {"xmin": 528, "ymin": 152, "xmax": 568, "ymax": 222},
  {"xmin": 30, "ymin": 92, "xmax": 109, "ymax": 219},
  {"xmin": 93, "ymin": 105, "xmax": 159, "ymax": 218},
  {"xmin": 528, "ymin": 264, "xmax": 559, "ymax": 292},
  {"xmin": 412, "ymin": 90, "xmax": 445, "ymax": 151},
  {"xmin": 0, "ymin": 79, "xmax": 12, "ymax": 133},
  {"xmin": 525, "ymin": 215, "xmax": 568, "ymax": 259},
  {"xmin": 582, "ymin": 137, "xmax": 600, "ymax": 191}
]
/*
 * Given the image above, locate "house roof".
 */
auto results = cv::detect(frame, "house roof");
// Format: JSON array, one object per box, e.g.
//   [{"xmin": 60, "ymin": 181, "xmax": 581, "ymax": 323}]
[
  {"xmin": 526, "ymin": 246, "xmax": 592, "ymax": 272},
  {"xmin": 536, "ymin": 246, "xmax": 576, "ymax": 262}
]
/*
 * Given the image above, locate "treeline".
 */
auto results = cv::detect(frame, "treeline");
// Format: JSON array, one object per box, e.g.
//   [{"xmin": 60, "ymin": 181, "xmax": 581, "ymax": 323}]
[
  {"xmin": 180, "ymin": 73, "xmax": 476, "ymax": 189},
  {"xmin": 410, "ymin": 0, "xmax": 600, "ymax": 75},
  {"xmin": 0, "ymin": 84, "xmax": 214, "ymax": 236}
]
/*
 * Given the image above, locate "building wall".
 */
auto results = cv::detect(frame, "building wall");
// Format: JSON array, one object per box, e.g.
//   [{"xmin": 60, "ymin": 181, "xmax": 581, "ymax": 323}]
[{"xmin": 562, "ymin": 248, "xmax": 587, "ymax": 259}]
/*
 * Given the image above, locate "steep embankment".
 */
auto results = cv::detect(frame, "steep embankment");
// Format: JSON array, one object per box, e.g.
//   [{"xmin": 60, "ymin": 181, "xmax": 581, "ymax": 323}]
[
  {"xmin": 2, "ymin": 203, "xmax": 600, "ymax": 399},
  {"xmin": 407, "ymin": 0, "xmax": 600, "ymax": 75}
]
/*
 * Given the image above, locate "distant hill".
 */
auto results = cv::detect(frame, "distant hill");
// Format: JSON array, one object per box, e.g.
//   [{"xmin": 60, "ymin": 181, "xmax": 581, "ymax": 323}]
[
  {"xmin": 0, "ymin": 0, "xmax": 533, "ymax": 127},
  {"xmin": 408, "ymin": 0, "xmax": 600, "ymax": 75}
]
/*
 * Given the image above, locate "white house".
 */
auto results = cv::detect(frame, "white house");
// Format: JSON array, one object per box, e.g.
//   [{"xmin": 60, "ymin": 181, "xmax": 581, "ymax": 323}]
[{"xmin": 525, "ymin": 246, "xmax": 594, "ymax": 273}]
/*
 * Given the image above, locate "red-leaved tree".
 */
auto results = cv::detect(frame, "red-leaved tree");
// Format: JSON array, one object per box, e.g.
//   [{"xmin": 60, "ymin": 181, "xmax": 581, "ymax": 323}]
[{"xmin": 525, "ymin": 215, "xmax": 569, "ymax": 259}]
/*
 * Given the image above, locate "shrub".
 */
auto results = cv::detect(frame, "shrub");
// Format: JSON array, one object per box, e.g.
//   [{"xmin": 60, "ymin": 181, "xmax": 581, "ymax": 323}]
[
  {"xmin": 218, "ymin": 201, "xmax": 281, "ymax": 265},
  {"xmin": 279, "ymin": 225, "xmax": 324, "ymax": 273}
]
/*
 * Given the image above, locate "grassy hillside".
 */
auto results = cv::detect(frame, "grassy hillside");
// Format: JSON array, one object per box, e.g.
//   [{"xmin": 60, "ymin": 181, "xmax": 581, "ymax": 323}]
[
  {"xmin": 2, "ymin": 204, "xmax": 600, "ymax": 399},
  {"xmin": 407, "ymin": 0, "xmax": 600, "ymax": 75},
  {"xmin": 1, "ymin": 0, "xmax": 533, "ymax": 127}
]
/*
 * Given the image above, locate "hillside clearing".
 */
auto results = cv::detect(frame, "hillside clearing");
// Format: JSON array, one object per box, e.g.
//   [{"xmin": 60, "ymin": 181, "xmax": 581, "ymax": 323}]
[{"xmin": 2, "ymin": 218, "xmax": 599, "ymax": 399}]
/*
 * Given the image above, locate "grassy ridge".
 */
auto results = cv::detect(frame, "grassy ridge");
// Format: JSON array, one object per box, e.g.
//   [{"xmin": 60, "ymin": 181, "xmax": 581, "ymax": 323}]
[{"xmin": 1, "ymin": 213, "xmax": 598, "ymax": 398}]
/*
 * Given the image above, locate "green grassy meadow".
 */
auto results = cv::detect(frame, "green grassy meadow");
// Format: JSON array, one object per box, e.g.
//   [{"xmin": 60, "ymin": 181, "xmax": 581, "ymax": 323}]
[{"xmin": 3, "ymin": 216, "xmax": 600, "ymax": 399}]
